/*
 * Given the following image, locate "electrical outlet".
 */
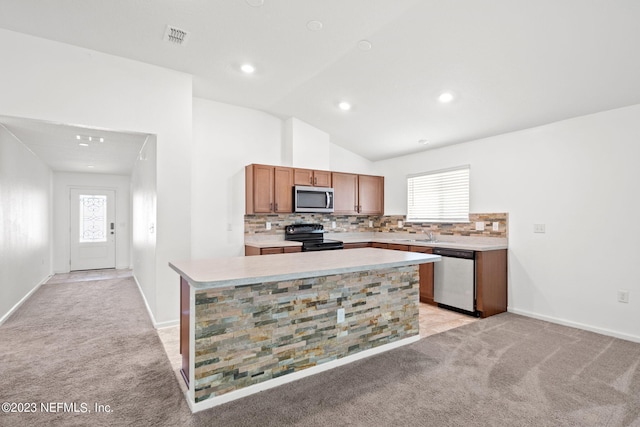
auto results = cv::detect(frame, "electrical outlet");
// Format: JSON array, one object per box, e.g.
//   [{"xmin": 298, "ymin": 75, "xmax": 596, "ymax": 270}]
[
  {"xmin": 265, "ymin": 222, "xmax": 271, "ymax": 230},
  {"xmin": 533, "ymin": 224, "xmax": 546, "ymax": 233},
  {"xmin": 337, "ymin": 308, "xmax": 345, "ymax": 323},
  {"xmin": 492, "ymin": 222, "xmax": 499, "ymax": 231},
  {"xmin": 618, "ymin": 290, "xmax": 629, "ymax": 303},
  {"xmin": 369, "ymin": 220, "xmax": 373, "ymax": 228},
  {"xmin": 475, "ymin": 222, "xmax": 485, "ymax": 231},
  {"xmin": 398, "ymin": 220, "xmax": 403, "ymax": 229},
  {"xmin": 332, "ymin": 221, "xmax": 336, "ymax": 229}
]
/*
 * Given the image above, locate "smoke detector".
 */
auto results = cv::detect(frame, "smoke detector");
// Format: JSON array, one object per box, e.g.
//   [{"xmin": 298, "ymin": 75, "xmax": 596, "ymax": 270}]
[{"xmin": 164, "ymin": 25, "xmax": 190, "ymax": 45}]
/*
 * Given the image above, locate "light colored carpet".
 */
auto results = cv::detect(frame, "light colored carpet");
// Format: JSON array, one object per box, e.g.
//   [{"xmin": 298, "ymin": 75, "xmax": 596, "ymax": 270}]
[{"xmin": 1, "ymin": 272, "xmax": 639, "ymax": 426}]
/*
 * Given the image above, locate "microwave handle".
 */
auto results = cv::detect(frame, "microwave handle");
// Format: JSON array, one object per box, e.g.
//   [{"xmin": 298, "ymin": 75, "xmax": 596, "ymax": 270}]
[{"xmin": 326, "ymin": 192, "xmax": 331, "ymax": 209}]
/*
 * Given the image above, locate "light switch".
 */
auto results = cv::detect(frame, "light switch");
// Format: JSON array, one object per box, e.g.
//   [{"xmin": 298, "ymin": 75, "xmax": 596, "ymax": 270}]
[
  {"xmin": 398, "ymin": 220, "xmax": 403, "ymax": 229},
  {"xmin": 337, "ymin": 308, "xmax": 345, "ymax": 323},
  {"xmin": 332, "ymin": 221, "xmax": 336, "ymax": 229},
  {"xmin": 369, "ymin": 220, "xmax": 373, "ymax": 228},
  {"xmin": 492, "ymin": 222, "xmax": 499, "ymax": 231},
  {"xmin": 265, "ymin": 222, "xmax": 271, "ymax": 230}
]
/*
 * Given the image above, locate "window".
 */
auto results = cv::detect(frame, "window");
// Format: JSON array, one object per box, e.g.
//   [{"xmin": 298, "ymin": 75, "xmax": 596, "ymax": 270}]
[
  {"xmin": 79, "ymin": 194, "xmax": 107, "ymax": 242},
  {"xmin": 407, "ymin": 165, "xmax": 470, "ymax": 223}
]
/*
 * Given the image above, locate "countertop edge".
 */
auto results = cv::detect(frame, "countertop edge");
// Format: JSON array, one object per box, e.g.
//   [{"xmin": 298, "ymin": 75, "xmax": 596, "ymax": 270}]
[
  {"xmin": 170, "ymin": 250, "xmax": 440, "ymax": 290},
  {"xmin": 244, "ymin": 238, "xmax": 507, "ymax": 251}
]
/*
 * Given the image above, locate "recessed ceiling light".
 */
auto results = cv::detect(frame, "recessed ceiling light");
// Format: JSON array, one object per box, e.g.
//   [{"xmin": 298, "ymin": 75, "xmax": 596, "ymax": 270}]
[
  {"xmin": 358, "ymin": 40, "xmax": 372, "ymax": 51},
  {"xmin": 79, "ymin": 142, "xmax": 89, "ymax": 147},
  {"xmin": 306, "ymin": 20, "xmax": 323, "ymax": 31},
  {"xmin": 246, "ymin": 0, "xmax": 264, "ymax": 7},
  {"xmin": 87, "ymin": 165, "xmax": 95, "ymax": 168},
  {"xmin": 76, "ymin": 135, "xmax": 81, "ymax": 140},
  {"xmin": 240, "ymin": 63, "xmax": 256, "ymax": 74},
  {"xmin": 438, "ymin": 92, "xmax": 454, "ymax": 103},
  {"xmin": 338, "ymin": 102, "xmax": 352, "ymax": 111},
  {"xmin": 418, "ymin": 139, "xmax": 429, "ymax": 145}
]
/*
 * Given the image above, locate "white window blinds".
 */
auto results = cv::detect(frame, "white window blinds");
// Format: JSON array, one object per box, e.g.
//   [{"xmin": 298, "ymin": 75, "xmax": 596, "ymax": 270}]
[{"xmin": 407, "ymin": 165, "xmax": 470, "ymax": 223}]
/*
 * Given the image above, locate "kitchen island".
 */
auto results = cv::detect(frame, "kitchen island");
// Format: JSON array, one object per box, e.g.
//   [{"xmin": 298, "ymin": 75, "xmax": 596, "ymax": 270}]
[{"xmin": 169, "ymin": 248, "xmax": 439, "ymax": 412}]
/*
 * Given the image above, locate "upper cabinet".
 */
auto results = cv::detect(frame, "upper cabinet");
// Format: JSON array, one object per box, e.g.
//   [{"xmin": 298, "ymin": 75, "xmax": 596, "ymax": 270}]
[
  {"xmin": 332, "ymin": 172, "xmax": 384, "ymax": 215},
  {"xmin": 245, "ymin": 164, "xmax": 294, "ymax": 214},
  {"xmin": 246, "ymin": 164, "xmax": 383, "ymax": 216},
  {"xmin": 294, "ymin": 169, "xmax": 332, "ymax": 187}
]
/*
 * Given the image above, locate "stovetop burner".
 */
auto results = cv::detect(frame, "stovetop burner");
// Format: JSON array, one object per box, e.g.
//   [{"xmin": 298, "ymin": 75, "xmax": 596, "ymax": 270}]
[{"xmin": 284, "ymin": 223, "xmax": 344, "ymax": 252}]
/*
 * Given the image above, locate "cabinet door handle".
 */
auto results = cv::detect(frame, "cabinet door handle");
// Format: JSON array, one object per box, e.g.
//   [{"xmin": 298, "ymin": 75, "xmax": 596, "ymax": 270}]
[
  {"xmin": 275, "ymin": 203, "xmax": 278, "ymax": 211},
  {"xmin": 314, "ymin": 177, "xmax": 317, "ymax": 185},
  {"xmin": 270, "ymin": 202, "xmax": 273, "ymax": 211},
  {"xmin": 310, "ymin": 176, "xmax": 313, "ymax": 184}
]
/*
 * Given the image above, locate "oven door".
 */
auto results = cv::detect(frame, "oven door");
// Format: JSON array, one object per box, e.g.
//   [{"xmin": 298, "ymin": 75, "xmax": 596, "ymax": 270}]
[{"xmin": 294, "ymin": 186, "xmax": 334, "ymax": 213}]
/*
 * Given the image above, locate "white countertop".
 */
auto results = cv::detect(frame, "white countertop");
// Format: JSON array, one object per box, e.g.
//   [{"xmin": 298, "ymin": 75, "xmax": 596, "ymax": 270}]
[
  {"xmin": 170, "ymin": 248, "xmax": 439, "ymax": 290},
  {"xmin": 357, "ymin": 238, "xmax": 508, "ymax": 251},
  {"xmin": 244, "ymin": 233, "xmax": 507, "ymax": 251}
]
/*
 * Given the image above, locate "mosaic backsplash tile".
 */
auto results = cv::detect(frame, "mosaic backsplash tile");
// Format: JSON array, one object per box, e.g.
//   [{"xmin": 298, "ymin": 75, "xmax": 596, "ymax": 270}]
[
  {"xmin": 192, "ymin": 266, "xmax": 419, "ymax": 402},
  {"xmin": 245, "ymin": 212, "xmax": 508, "ymax": 238}
]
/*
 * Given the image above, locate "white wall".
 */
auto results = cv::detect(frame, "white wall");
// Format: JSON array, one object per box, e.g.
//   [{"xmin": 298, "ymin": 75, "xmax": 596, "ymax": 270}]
[
  {"xmin": 0, "ymin": 29, "xmax": 192, "ymax": 325},
  {"xmin": 329, "ymin": 142, "xmax": 378, "ymax": 175},
  {"xmin": 192, "ymin": 98, "xmax": 283, "ymax": 259},
  {"xmin": 52, "ymin": 172, "xmax": 131, "ymax": 272},
  {"xmin": 284, "ymin": 117, "xmax": 331, "ymax": 170},
  {"xmin": 377, "ymin": 104, "xmax": 640, "ymax": 342},
  {"xmin": 131, "ymin": 137, "xmax": 157, "ymax": 320},
  {"xmin": 0, "ymin": 125, "xmax": 52, "ymax": 323}
]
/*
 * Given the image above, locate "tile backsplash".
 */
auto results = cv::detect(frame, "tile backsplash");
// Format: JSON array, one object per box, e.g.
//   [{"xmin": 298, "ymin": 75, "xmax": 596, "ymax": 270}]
[{"xmin": 245, "ymin": 212, "xmax": 508, "ymax": 238}]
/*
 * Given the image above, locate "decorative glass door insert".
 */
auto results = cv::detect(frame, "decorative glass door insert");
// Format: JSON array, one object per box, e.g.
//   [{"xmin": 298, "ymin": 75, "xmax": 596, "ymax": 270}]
[{"xmin": 79, "ymin": 194, "xmax": 108, "ymax": 243}]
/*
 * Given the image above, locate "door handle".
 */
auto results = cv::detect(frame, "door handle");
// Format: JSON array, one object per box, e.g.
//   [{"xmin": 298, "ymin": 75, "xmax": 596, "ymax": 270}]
[{"xmin": 110, "ymin": 222, "xmax": 115, "ymax": 235}]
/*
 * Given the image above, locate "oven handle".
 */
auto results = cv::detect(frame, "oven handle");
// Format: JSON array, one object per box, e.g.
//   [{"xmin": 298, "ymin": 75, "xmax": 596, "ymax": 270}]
[{"xmin": 326, "ymin": 192, "xmax": 331, "ymax": 209}]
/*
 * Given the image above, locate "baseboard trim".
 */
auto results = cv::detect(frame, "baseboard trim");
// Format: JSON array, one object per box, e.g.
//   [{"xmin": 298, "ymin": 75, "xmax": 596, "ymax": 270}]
[
  {"xmin": 132, "ymin": 274, "xmax": 180, "ymax": 329},
  {"xmin": 188, "ymin": 334, "xmax": 421, "ymax": 413},
  {"xmin": 508, "ymin": 308, "xmax": 640, "ymax": 343},
  {"xmin": 132, "ymin": 274, "xmax": 159, "ymax": 328},
  {"xmin": 0, "ymin": 274, "xmax": 51, "ymax": 326}
]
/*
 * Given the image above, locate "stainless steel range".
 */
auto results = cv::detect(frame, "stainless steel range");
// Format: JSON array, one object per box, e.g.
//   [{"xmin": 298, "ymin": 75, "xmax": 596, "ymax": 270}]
[{"xmin": 284, "ymin": 223, "xmax": 343, "ymax": 251}]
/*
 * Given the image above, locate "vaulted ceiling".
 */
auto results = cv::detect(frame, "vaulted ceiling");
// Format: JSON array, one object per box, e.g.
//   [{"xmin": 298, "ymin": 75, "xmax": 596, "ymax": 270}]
[{"xmin": 1, "ymin": 0, "xmax": 640, "ymax": 162}]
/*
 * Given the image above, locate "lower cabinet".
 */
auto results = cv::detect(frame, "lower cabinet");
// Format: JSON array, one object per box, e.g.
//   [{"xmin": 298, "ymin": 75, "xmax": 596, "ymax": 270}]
[
  {"xmin": 342, "ymin": 242, "xmax": 372, "ymax": 249},
  {"xmin": 245, "ymin": 246, "xmax": 302, "ymax": 256},
  {"xmin": 475, "ymin": 249, "xmax": 508, "ymax": 318}
]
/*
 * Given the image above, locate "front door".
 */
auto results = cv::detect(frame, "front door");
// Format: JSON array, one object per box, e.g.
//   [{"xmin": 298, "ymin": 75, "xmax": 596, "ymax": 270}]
[{"xmin": 69, "ymin": 189, "xmax": 116, "ymax": 271}]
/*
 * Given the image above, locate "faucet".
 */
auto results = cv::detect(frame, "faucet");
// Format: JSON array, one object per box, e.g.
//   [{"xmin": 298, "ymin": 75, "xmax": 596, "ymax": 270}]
[{"xmin": 422, "ymin": 230, "xmax": 434, "ymax": 241}]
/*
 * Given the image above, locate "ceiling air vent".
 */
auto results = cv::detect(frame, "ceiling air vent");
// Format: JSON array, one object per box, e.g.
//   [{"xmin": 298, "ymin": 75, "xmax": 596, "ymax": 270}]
[{"xmin": 164, "ymin": 25, "xmax": 190, "ymax": 45}]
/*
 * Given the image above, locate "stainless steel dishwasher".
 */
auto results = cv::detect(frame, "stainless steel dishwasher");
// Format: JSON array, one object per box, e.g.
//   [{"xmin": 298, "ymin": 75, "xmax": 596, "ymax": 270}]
[{"xmin": 433, "ymin": 247, "xmax": 476, "ymax": 314}]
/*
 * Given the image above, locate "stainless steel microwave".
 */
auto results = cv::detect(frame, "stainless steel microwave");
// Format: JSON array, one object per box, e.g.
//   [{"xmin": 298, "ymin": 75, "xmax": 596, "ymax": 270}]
[{"xmin": 294, "ymin": 185, "xmax": 334, "ymax": 213}]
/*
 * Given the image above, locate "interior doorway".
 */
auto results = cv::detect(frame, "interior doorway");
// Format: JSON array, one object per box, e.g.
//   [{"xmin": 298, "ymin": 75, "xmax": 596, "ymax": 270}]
[{"xmin": 69, "ymin": 188, "xmax": 116, "ymax": 271}]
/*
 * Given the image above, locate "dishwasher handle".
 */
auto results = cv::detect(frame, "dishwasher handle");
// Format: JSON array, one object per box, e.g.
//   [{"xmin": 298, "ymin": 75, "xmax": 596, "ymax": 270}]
[{"xmin": 433, "ymin": 247, "xmax": 475, "ymax": 259}]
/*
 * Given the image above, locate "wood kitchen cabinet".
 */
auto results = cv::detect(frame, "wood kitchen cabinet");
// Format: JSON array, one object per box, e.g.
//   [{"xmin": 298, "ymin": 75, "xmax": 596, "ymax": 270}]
[
  {"xmin": 332, "ymin": 172, "xmax": 384, "ymax": 215},
  {"xmin": 475, "ymin": 249, "xmax": 508, "ymax": 318},
  {"xmin": 245, "ymin": 164, "xmax": 294, "ymax": 214},
  {"xmin": 294, "ymin": 168, "xmax": 332, "ymax": 187},
  {"xmin": 342, "ymin": 242, "xmax": 372, "ymax": 249},
  {"xmin": 245, "ymin": 245, "xmax": 302, "ymax": 256}
]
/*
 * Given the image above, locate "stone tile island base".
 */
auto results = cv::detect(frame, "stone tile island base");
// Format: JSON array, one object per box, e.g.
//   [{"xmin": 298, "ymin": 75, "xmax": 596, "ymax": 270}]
[{"xmin": 193, "ymin": 266, "xmax": 419, "ymax": 405}]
